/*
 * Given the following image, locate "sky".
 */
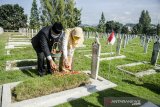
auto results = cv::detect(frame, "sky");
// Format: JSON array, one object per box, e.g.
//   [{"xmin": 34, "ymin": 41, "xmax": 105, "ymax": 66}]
[{"xmin": 0, "ymin": 0, "xmax": 160, "ymax": 25}]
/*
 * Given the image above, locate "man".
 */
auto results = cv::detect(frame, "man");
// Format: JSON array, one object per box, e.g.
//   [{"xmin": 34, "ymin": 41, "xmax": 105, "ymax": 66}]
[{"xmin": 31, "ymin": 22, "xmax": 64, "ymax": 76}]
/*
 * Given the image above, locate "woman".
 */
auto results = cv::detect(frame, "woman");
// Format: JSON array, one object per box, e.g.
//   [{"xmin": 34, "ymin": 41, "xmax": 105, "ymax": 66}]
[{"xmin": 60, "ymin": 27, "xmax": 84, "ymax": 71}]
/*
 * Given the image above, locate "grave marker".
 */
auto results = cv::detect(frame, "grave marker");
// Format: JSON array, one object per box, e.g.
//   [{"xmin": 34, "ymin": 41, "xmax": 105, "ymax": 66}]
[
  {"xmin": 91, "ymin": 35, "xmax": 101, "ymax": 80},
  {"xmin": 144, "ymin": 36, "xmax": 150, "ymax": 53},
  {"xmin": 151, "ymin": 39, "xmax": 160, "ymax": 65},
  {"xmin": 116, "ymin": 34, "xmax": 122, "ymax": 55}
]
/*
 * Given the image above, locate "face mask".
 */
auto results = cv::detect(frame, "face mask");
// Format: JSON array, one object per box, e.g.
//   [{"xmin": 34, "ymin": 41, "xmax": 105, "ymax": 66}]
[{"xmin": 51, "ymin": 34, "xmax": 59, "ymax": 39}]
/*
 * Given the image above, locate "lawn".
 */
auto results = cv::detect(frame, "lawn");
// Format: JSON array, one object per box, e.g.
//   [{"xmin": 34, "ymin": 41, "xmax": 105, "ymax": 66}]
[{"xmin": 0, "ymin": 32, "xmax": 160, "ymax": 106}]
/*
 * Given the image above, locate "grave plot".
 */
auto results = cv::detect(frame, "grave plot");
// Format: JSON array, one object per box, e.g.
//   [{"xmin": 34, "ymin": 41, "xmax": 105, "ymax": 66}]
[
  {"xmin": 5, "ymin": 34, "xmax": 31, "ymax": 49},
  {"xmin": 84, "ymin": 52, "xmax": 126, "ymax": 61},
  {"xmin": 6, "ymin": 59, "xmax": 37, "ymax": 71},
  {"xmin": 1, "ymin": 71, "xmax": 116, "ymax": 107},
  {"xmin": 117, "ymin": 61, "xmax": 159, "ymax": 77}
]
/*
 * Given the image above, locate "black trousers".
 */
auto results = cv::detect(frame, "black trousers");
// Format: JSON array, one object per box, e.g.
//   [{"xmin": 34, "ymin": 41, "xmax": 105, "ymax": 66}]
[
  {"xmin": 32, "ymin": 45, "xmax": 51, "ymax": 74},
  {"xmin": 36, "ymin": 51, "xmax": 51, "ymax": 74}
]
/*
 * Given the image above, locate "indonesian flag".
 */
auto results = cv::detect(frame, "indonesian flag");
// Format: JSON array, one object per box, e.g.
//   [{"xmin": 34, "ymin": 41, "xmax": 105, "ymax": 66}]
[{"xmin": 107, "ymin": 31, "xmax": 115, "ymax": 45}]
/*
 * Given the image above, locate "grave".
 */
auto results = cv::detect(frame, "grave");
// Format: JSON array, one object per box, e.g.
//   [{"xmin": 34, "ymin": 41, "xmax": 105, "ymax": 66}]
[
  {"xmin": 85, "ymin": 52, "xmax": 126, "ymax": 61},
  {"xmin": 6, "ymin": 59, "xmax": 37, "ymax": 71},
  {"xmin": 1, "ymin": 71, "xmax": 116, "ymax": 107},
  {"xmin": 117, "ymin": 61, "xmax": 158, "ymax": 77}
]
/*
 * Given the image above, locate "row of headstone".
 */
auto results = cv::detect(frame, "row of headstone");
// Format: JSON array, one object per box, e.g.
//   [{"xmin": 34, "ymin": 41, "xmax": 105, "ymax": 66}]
[
  {"xmin": 19, "ymin": 28, "xmax": 38, "ymax": 38},
  {"xmin": 139, "ymin": 35, "xmax": 159, "ymax": 54},
  {"xmin": 84, "ymin": 32, "xmax": 110, "ymax": 39},
  {"xmin": 0, "ymin": 27, "xmax": 4, "ymax": 34},
  {"xmin": 91, "ymin": 32, "xmax": 160, "ymax": 79}
]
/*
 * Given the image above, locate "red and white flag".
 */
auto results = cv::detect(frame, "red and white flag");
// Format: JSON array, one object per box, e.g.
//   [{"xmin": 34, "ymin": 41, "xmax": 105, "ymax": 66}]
[{"xmin": 107, "ymin": 31, "xmax": 115, "ymax": 45}]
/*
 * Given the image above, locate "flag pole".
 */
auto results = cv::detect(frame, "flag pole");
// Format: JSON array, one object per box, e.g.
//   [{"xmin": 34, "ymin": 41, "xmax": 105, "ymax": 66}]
[
  {"xmin": 108, "ymin": 44, "xmax": 112, "ymax": 79},
  {"xmin": 107, "ymin": 31, "xmax": 115, "ymax": 79}
]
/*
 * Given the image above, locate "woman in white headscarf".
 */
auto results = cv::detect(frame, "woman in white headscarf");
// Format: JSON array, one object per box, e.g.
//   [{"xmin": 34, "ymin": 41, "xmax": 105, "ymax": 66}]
[{"xmin": 60, "ymin": 27, "xmax": 84, "ymax": 71}]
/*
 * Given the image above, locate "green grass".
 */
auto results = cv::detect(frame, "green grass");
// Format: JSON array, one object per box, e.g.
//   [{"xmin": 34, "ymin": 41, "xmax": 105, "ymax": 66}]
[
  {"xmin": 121, "ymin": 64, "xmax": 154, "ymax": 73},
  {"xmin": 11, "ymin": 35, "xmax": 30, "ymax": 38},
  {"xmin": 100, "ymin": 53, "xmax": 115, "ymax": 58},
  {"xmin": 11, "ymin": 61, "xmax": 37, "ymax": 67},
  {"xmin": 12, "ymin": 73, "xmax": 90, "ymax": 101},
  {"xmin": 140, "ymin": 73, "xmax": 160, "ymax": 94},
  {"xmin": 0, "ymin": 33, "xmax": 160, "ymax": 106}
]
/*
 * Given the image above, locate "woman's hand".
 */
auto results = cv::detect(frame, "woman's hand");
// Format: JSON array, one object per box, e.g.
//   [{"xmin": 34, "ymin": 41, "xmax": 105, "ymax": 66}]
[{"xmin": 63, "ymin": 58, "xmax": 71, "ymax": 69}]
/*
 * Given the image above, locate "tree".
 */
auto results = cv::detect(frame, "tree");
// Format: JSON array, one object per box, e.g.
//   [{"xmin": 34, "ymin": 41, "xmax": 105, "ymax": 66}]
[
  {"xmin": 74, "ymin": 8, "xmax": 81, "ymax": 26},
  {"xmin": 0, "ymin": 4, "xmax": 27, "ymax": 30},
  {"xmin": 97, "ymin": 12, "xmax": 106, "ymax": 32},
  {"xmin": 139, "ymin": 10, "xmax": 151, "ymax": 34},
  {"xmin": 40, "ymin": 0, "xmax": 81, "ymax": 28},
  {"xmin": 132, "ymin": 23, "xmax": 143, "ymax": 34},
  {"xmin": 157, "ymin": 24, "xmax": 160, "ymax": 36},
  {"xmin": 105, "ymin": 21, "xmax": 123, "ymax": 33},
  {"xmin": 29, "ymin": 0, "xmax": 40, "ymax": 29},
  {"xmin": 121, "ymin": 26, "xmax": 129, "ymax": 34},
  {"xmin": 82, "ymin": 26, "xmax": 97, "ymax": 32},
  {"xmin": 66, "ymin": 0, "xmax": 75, "ymax": 28}
]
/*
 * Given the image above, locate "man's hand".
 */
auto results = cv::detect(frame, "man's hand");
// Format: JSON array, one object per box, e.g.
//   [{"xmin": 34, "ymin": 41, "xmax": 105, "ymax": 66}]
[{"xmin": 49, "ymin": 60, "xmax": 57, "ymax": 70}]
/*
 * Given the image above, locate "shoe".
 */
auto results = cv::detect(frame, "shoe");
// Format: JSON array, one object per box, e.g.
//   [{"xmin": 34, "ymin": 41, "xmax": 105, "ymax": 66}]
[
  {"xmin": 47, "ymin": 69, "xmax": 52, "ymax": 74},
  {"xmin": 38, "ymin": 71, "xmax": 46, "ymax": 77}
]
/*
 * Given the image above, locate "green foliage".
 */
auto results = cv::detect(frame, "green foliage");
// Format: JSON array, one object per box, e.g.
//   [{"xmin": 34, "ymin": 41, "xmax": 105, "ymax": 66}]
[
  {"xmin": 132, "ymin": 24, "xmax": 143, "ymax": 34},
  {"xmin": 138, "ymin": 10, "xmax": 151, "ymax": 34},
  {"xmin": 0, "ymin": 4, "xmax": 27, "ymax": 30},
  {"xmin": 121, "ymin": 26, "xmax": 129, "ymax": 34},
  {"xmin": 12, "ymin": 73, "xmax": 90, "ymax": 101},
  {"xmin": 40, "ymin": 0, "xmax": 81, "ymax": 28},
  {"xmin": 29, "ymin": 0, "xmax": 40, "ymax": 29},
  {"xmin": 141, "ymin": 73, "xmax": 160, "ymax": 94},
  {"xmin": 121, "ymin": 64, "xmax": 154, "ymax": 73},
  {"xmin": 82, "ymin": 26, "xmax": 97, "ymax": 32},
  {"xmin": 74, "ymin": 8, "xmax": 81, "ymax": 26},
  {"xmin": 97, "ymin": 12, "xmax": 106, "ymax": 32},
  {"xmin": 105, "ymin": 21, "xmax": 123, "ymax": 33},
  {"xmin": 157, "ymin": 24, "xmax": 160, "ymax": 36}
]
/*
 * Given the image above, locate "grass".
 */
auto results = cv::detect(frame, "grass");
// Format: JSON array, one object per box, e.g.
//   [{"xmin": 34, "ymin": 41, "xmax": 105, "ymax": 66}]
[
  {"xmin": 140, "ymin": 73, "xmax": 160, "ymax": 94},
  {"xmin": 12, "ymin": 61, "xmax": 37, "ymax": 67},
  {"xmin": 121, "ymin": 64, "xmax": 154, "ymax": 73},
  {"xmin": 12, "ymin": 72, "xmax": 90, "ymax": 101},
  {"xmin": 0, "ymin": 33, "xmax": 160, "ymax": 106},
  {"xmin": 100, "ymin": 53, "xmax": 116, "ymax": 58}
]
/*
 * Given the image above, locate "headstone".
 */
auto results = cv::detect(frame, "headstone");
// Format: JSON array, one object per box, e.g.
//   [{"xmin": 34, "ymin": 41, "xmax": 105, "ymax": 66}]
[
  {"xmin": 144, "ymin": 36, "xmax": 150, "ymax": 53},
  {"xmin": 151, "ymin": 40, "xmax": 160, "ymax": 65},
  {"xmin": 87, "ymin": 32, "xmax": 89, "ymax": 38},
  {"xmin": 31, "ymin": 29, "xmax": 34, "ymax": 38},
  {"xmin": 123, "ymin": 34, "xmax": 127, "ymax": 48},
  {"xmin": 126, "ymin": 35, "xmax": 129, "ymax": 45},
  {"xmin": 0, "ymin": 27, "xmax": 4, "ymax": 34},
  {"xmin": 140, "ymin": 35, "xmax": 145, "ymax": 47},
  {"xmin": 0, "ymin": 85, "xmax": 2, "ymax": 107},
  {"xmin": 91, "ymin": 34, "xmax": 101, "ymax": 80},
  {"xmin": 116, "ymin": 34, "xmax": 122, "ymax": 55}
]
